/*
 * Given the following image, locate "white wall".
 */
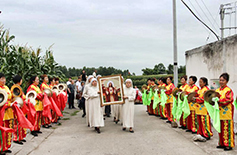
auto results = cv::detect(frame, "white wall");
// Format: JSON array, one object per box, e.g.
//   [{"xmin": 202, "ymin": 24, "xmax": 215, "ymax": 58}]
[{"xmin": 186, "ymin": 34, "xmax": 237, "ymax": 94}]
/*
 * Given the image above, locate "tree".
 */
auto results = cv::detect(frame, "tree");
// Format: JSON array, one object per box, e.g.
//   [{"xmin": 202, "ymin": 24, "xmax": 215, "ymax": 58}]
[
  {"xmin": 166, "ymin": 64, "xmax": 173, "ymax": 74},
  {"xmin": 142, "ymin": 68, "xmax": 154, "ymax": 75},
  {"xmin": 178, "ymin": 65, "xmax": 186, "ymax": 74},
  {"xmin": 153, "ymin": 63, "xmax": 166, "ymax": 74}
]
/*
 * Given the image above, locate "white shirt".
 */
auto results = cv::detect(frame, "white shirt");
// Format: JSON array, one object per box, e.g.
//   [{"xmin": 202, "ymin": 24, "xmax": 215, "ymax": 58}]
[
  {"xmin": 93, "ymin": 72, "xmax": 96, "ymax": 78},
  {"xmin": 76, "ymin": 81, "xmax": 82, "ymax": 91},
  {"xmin": 66, "ymin": 81, "xmax": 71, "ymax": 85}
]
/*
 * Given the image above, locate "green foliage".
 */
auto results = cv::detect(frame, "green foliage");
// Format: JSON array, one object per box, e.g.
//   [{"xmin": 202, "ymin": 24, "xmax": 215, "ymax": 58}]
[
  {"xmin": 142, "ymin": 63, "xmax": 186, "ymax": 75},
  {"xmin": 127, "ymin": 73, "xmax": 186, "ymax": 89},
  {"xmin": 0, "ymin": 25, "xmax": 65, "ymax": 92},
  {"xmin": 58, "ymin": 66, "xmax": 132, "ymax": 78}
]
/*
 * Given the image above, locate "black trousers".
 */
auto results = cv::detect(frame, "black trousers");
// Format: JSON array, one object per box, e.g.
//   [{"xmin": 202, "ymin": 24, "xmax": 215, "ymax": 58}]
[
  {"xmin": 105, "ymin": 105, "xmax": 111, "ymax": 116},
  {"xmin": 81, "ymin": 97, "xmax": 86, "ymax": 114},
  {"xmin": 68, "ymin": 93, "xmax": 75, "ymax": 108}
]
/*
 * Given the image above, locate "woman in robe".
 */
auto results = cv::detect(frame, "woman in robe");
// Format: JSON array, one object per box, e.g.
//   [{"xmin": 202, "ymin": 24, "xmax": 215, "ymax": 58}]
[
  {"xmin": 122, "ymin": 79, "xmax": 136, "ymax": 133},
  {"xmin": 186, "ymin": 76, "xmax": 199, "ymax": 133},
  {"xmin": 88, "ymin": 78, "xmax": 104, "ymax": 133},
  {"xmin": 11, "ymin": 75, "xmax": 27, "ymax": 145},
  {"xmin": 165, "ymin": 76, "xmax": 175, "ymax": 123},
  {"xmin": 40, "ymin": 74, "xmax": 52, "ymax": 128},
  {"xmin": 179, "ymin": 75, "xmax": 189, "ymax": 129},
  {"xmin": 0, "ymin": 73, "xmax": 13, "ymax": 154},
  {"xmin": 193, "ymin": 77, "xmax": 213, "ymax": 141},
  {"xmin": 27, "ymin": 76, "xmax": 43, "ymax": 137},
  {"xmin": 82, "ymin": 75, "xmax": 94, "ymax": 127},
  {"xmin": 215, "ymin": 73, "xmax": 235, "ymax": 151}
]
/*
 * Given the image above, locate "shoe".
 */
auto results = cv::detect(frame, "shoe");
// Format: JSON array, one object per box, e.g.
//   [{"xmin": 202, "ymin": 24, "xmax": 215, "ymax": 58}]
[
  {"xmin": 204, "ymin": 137, "xmax": 210, "ymax": 140},
  {"xmin": 72, "ymin": 107, "xmax": 76, "ymax": 109},
  {"xmin": 82, "ymin": 114, "xmax": 86, "ymax": 117},
  {"xmin": 48, "ymin": 125, "xmax": 52, "ymax": 128},
  {"xmin": 193, "ymin": 135, "xmax": 199, "ymax": 141},
  {"xmin": 122, "ymin": 128, "xmax": 126, "ymax": 131},
  {"xmin": 216, "ymin": 146, "xmax": 224, "ymax": 149},
  {"xmin": 186, "ymin": 129, "xmax": 192, "ymax": 132},
  {"xmin": 13, "ymin": 141, "xmax": 23, "ymax": 145},
  {"xmin": 192, "ymin": 131, "xmax": 197, "ymax": 134},
  {"xmin": 31, "ymin": 131, "xmax": 38, "ymax": 137},
  {"xmin": 106, "ymin": 115, "xmax": 110, "ymax": 117},
  {"xmin": 4, "ymin": 150, "xmax": 11, "ymax": 153},
  {"xmin": 21, "ymin": 139, "xmax": 26, "ymax": 142},
  {"xmin": 97, "ymin": 128, "xmax": 101, "ymax": 134},
  {"xmin": 36, "ymin": 131, "xmax": 42, "ymax": 134},
  {"xmin": 182, "ymin": 126, "xmax": 187, "ymax": 130},
  {"xmin": 42, "ymin": 125, "xmax": 49, "ymax": 128},
  {"xmin": 198, "ymin": 136, "xmax": 207, "ymax": 142},
  {"xmin": 161, "ymin": 118, "xmax": 167, "ymax": 120},
  {"xmin": 58, "ymin": 117, "xmax": 61, "ymax": 120},
  {"xmin": 115, "ymin": 120, "xmax": 119, "ymax": 124},
  {"xmin": 129, "ymin": 130, "xmax": 134, "ymax": 133},
  {"xmin": 88, "ymin": 124, "xmax": 90, "ymax": 127},
  {"xmin": 224, "ymin": 147, "xmax": 232, "ymax": 151},
  {"xmin": 166, "ymin": 120, "xmax": 171, "ymax": 124}
]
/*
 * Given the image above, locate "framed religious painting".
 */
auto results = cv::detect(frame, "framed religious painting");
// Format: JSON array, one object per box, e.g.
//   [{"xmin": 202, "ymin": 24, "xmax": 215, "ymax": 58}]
[{"xmin": 98, "ymin": 74, "xmax": 125, "ymax": 107}]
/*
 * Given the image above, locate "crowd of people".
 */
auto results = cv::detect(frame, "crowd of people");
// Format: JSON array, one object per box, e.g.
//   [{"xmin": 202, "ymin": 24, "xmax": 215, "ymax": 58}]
[
  {"xmin": 0, "ymin": 73, "xmax": 67, "ymax": 155},
  {"xmin": 142, "ymin": 73, "xmax": 236, "ymax": 151},
  {"xmin": 69, "ymin": 71, "xmax": 136, "ymax": 134}
]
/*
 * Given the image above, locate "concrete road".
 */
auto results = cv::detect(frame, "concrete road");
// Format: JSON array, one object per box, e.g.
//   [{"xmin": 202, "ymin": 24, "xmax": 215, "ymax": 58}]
[{"xmin": 12, "ymin": 105, "xmax": 236, "ymax": 155}]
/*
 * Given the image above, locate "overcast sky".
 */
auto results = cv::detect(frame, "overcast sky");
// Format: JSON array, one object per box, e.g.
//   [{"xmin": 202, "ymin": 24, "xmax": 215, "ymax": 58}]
[{"xmin": 1, "ymin": 0, "xmax": 233, "ymax": 75}]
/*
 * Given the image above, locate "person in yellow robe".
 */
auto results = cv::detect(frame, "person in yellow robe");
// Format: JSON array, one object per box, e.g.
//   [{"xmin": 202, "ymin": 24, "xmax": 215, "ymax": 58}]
[
  {"xmin": 40, "ymin": 74, "xmax": 52, "ymax": 128},
  {"xmin": 179, "ymin": 75, "xmax": 189, "ymax": 129},
  {"xmin": 158, "ymin": 77, "xmax": 167, "ymax": 119},
  {"xmin": 27, "ymin": 76, "xmax": 43, "ymax": 137},
  {"xmin": 0, "ymin": 73, "xmax": 13, "ymax": 154},
  {"xmin": 186, "ymin": 76, "xmax": 199, "ymax": 133},
  {"xmin": 194, "ymin": 77, "xmax": 213, "ymax": 141},
  {"xmin": 216, "ymin": 73, "xmax": 235, "ymax": 151},
  {"xmin": 165, "ymin": 76, "xmax": 175, "ymax": 123}
]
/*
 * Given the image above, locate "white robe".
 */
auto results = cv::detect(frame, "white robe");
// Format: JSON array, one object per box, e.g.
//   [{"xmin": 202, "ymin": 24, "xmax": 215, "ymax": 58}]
[
  {"xmin": 82, "ymin": 84, "xmax": 91, "ymax": 125},
  {"xmin": 88, "ymin": 86, "xmax": 104, "ymax": 127},
  {"xmin": 113, "ymin": 104, "xmax": 122, "ymax": 121},
  {"xmin": 122, "ymin": 86, "xmax": 136, "ymax": 128}
]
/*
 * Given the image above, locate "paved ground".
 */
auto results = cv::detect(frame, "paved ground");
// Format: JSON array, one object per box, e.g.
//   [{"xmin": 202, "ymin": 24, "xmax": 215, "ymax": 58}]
[{"xmin": 10, "ymin": 104, "xmax": 237, "ymax": 155}]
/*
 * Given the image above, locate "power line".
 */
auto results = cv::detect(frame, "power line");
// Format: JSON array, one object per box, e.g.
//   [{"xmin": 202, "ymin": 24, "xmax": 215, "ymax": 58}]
[
  {"xmin": 188, "ymin": 0, "xmax": 203, "ymax": 21},
  {"xmin": 200, "ymin": 0, "xmax": 220, "ymax": 28},
  {"xmin": 194, "ymin": 0, "xmax": 220, "ymax": 33},
  {"xmin": 187, "ymin": 0, "xmax": 216, "ymax": 41},
  {"xmin": 181, "ymin": 0, "xmax": 220, "ymax": 40},
  {"xmin": 206, "ymin": 10, "xmax": 220, "ymax": 43}
]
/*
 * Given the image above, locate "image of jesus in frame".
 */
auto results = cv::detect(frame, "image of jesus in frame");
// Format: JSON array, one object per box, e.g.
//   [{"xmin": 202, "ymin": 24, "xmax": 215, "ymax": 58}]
[{"xmin": 98, "ymin": 74, "xmax": 125, "ymax": 107}]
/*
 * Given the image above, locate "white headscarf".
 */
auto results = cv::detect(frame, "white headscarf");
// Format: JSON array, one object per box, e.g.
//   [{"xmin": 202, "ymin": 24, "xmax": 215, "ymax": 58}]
[
  {"xmin": 107, "ymin": 81, "xmax": 114, "ymax": 87},
  {"xmin": 90, "ymin": 78, "xmax": 97, "ymax": 86},
  {"xmin": 96, "ymin": 75, "xmax": 102, "ymax": 79},
  {"xmin": 85, "ymin": 75, "xmax": 94, "ymax": 85},
  {"xmin": 124, "ymin": 79, "xmax": 134, "ymax": 95},
  {"xmin": 125, "ymin": 79, "xmax": 133, "ymax": 88}
]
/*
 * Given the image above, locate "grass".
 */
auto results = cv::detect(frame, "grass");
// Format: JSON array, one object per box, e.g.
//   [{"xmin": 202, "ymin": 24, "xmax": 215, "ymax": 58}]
[
  {"xmin": 70, "ymin": 110, "xmax": 80, "ymax": 116},
  {"xmin": 62, "ymin": 118, "xmax": 70, "ymax": 120},
  {"xmin": 62, "ymin": 111, "xmax": 70, "ymax": 114}
]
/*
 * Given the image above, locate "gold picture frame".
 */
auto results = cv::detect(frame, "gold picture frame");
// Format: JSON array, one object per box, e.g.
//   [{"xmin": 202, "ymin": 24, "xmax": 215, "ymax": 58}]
[{"xmin": 98, "ymin": 74, "xmax": 125, "ymax": 107}]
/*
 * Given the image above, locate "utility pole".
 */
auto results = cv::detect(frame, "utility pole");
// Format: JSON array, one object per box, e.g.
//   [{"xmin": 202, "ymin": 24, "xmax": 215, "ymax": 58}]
[
  {"xmin": 173, "ymin": 0, "xmax": 178, "ymax": 87},
  {"xmin": 220, "ymin": 4, "xmax": 225, "ymax": 39}
]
